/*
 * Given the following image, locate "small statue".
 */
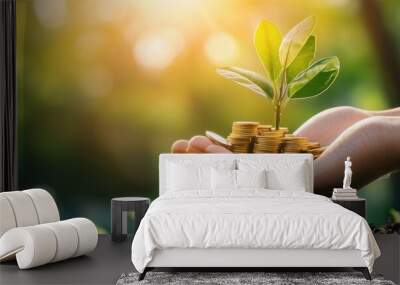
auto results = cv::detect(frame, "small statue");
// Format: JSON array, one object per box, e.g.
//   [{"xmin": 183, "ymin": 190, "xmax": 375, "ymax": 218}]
[{"xmin": 343, "ymin": 156, "xmax": 353, "ymax": 189}]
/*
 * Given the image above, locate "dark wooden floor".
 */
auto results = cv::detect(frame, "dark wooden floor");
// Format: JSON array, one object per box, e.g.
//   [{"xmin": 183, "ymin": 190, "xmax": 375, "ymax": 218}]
[
  {"xmin": 1, "ymin": 234, "xmax": 394, "ymax": 284},
  {"xmin": 0, "ymin": 235, "xmax": 134, "ymax": 285}
]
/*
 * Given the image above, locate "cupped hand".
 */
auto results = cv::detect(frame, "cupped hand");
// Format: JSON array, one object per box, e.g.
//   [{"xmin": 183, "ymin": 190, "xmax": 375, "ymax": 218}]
[
  {"xmin": 171, "ymin": 136, "xmax": 232, "ymax": 153},
  {"xmin": 169, "ymin": 106, "xmax": 400, "ymax": 195}
]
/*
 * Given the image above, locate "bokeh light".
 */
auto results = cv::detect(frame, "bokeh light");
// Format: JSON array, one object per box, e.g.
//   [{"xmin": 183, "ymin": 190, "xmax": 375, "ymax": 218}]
[
  {"xmin": 133, "ymin": 29, "xmax": 185, "ymax": 70},
  {"xmin": 204, "ymin": 32, "xmax": 238, "ymax": 66},
  {"xmin": 17, "ymin": 0, "xmax": 400, "ymax": 231},
  {"xmin": 33, "ymin": 0, "xmax": 66, "ymax": 29}
]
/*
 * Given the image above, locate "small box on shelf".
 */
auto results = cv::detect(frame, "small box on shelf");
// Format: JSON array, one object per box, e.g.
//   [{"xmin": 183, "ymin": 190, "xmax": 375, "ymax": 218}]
[{"xmin": 332, "ymin": 188, "xmax": 358, "ymax": 200}]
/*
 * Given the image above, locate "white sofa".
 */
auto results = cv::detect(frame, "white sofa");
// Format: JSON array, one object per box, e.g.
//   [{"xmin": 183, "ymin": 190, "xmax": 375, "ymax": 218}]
[{"xmin": 0, "ymin": 189, "xmax": 98, "ymax": 269}]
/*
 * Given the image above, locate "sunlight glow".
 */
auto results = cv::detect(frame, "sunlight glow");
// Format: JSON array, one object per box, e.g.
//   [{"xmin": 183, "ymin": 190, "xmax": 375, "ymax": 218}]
[
  {"xmin": 204, "ymin": 32, "xmax": 238, "ymax": 66},
  {"xmin": 34, "ymin": 0, "xmax": 67, "ymax": 29},
  {"xmin": 133, "ymin": 29, "xmax": 185, "ymax": 71}
]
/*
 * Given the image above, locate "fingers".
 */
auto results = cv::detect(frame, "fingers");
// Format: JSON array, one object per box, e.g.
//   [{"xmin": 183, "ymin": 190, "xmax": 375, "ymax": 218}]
[
  {"xmin": 171, "ymin": 136, "xmax": 232, "ymax": 153},
  {"xmin": 171, "ymin": 140, "xmax": 189, "ymax": 153},
  {"xmin": 314, "ymin": 116, "xmax": 400, "ymax": 196},
  {"xmin": 294, "ymin": 106, "xmax": 400, "ymax": 146},
  {"xmin": 187, "ymin": 136, "xmax": 214, "ymax": 153},
  {"xmin": 368, "ymin": 107, "xmax": 400, "ymax": 116},
  {"xmin": 294, "ymin": 106, "xmax": 369, "ymax": 146},
  {"xmin": 205, "ymin": 144, "xmax": 232, "ymax": 153}
]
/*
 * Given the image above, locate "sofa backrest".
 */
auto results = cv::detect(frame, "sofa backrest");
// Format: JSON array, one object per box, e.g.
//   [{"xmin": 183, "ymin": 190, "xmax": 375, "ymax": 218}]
[
  {"xmin": 159, "ymin": 153, "xmax": 313, "ymax": 195},
  {"xmin": 0, "ymin": 189, "xmax": 60, "ymax": 237}
]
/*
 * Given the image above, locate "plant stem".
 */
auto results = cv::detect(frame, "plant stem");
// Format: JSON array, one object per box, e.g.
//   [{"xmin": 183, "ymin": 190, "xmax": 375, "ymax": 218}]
[
  {"xmin": 275, "ymin": 49, "xmax": 289, "ymax": 131},
  {"xmin": 275, "ymin": 104, "xmax": 281, "ymax": 130}
]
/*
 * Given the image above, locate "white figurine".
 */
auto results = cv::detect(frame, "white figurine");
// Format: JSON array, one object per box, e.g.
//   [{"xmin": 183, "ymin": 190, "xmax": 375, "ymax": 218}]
[{"xmin": 343, "ymin": 156, "xmax": 353, "ymax": 189}]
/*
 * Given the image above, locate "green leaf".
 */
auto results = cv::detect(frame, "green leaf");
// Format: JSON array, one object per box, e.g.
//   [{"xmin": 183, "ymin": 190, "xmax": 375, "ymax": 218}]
[
  {"xmin": 279, "ymin": 16, "xmax": 315, "ymax": 68},
  {"xmin": 217, "ymin": 67, "xmax": 274, "ymax": 99},
  {"xmin": 390, "ymin": 209, "xmax": 400, "ymax": 223},
  {"xmin": 254, "ymin": 20, "xmax": 282, "ymax": 81},
  {"xmin": 286, "ymin": 35, "xmax": 316, "ymax": 83},
  {"xmin": 288, "ymin": 56, "xmax": 340, "ymax": 99}
]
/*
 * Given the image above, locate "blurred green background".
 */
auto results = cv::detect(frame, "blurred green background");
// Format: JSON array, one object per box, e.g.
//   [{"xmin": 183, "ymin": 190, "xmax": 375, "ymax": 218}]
[{"xmin": 16, "ymin": 0, "xmax": 400, "ymax": 233}]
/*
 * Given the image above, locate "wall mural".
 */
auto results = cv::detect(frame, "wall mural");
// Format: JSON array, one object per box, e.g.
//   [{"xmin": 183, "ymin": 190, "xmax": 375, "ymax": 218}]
[{"xmin": 16, "ymin": 0, "xmax": 399, "ymax": 232}]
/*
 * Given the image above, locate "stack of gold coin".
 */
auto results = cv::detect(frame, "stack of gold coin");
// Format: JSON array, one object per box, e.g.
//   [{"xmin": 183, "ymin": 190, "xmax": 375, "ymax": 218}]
[
  {"xmin": 257, "ymin": 125, "xmax": 272, "ymax": 135},
  {"xmin": 253, "ymin": 128, "xmax": 286, "ymax": 153},
  {"xmin": 228, "ymin": 121, "xmax": 259, "ymax": 153},
  {"xmin": 306, "ymin": 142, "xmax": 320, "ymax": 150},
  {"xmin": 271, "ymin": 127, "xmax": 288, "ymax": 135},
  {"xmin": 283, "ymin": 136, "xmax": 309, "ymax": 153},
  {"xmin": 307, "ymin": 144, "xmax": 326, "ymax": 159}
]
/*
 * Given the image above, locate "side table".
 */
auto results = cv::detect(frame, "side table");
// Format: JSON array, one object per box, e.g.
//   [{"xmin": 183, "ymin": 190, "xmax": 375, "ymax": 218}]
[
  {"xmin": 331, "ymin": 198, "xmax": 366, "ymax": 218},
  {"xmin": 111, "ymin": 197, "xmax": 150, "ymax": 242}
]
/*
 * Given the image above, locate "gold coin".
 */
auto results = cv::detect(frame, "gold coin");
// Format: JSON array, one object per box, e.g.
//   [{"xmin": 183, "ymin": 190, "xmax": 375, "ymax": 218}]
[
  {"xmin": 205, "ymin": 131, "xmax": 231, "ymax": 148},
  {"xmin": 271, "ymin": 127, "xmax": 288, "ymax": 133},
  {"xmin": 307, "ymin": 142, "xmax": 320, "ymax": 149},
  {"xmin": 232, "ymin": 121, "xmax": 259, "ymax": 126}
]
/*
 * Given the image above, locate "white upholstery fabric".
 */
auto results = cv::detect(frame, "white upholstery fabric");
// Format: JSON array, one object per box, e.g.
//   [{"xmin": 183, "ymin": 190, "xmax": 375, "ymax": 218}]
[
  {"xmin": 0, "ymin": 189, "xmax": 60, "ymax": 237},
  {"xmin": 236, "ymin": 169, "xmax": 267, "ymax": 189},
  {"xmin": 0, "ymin": 226, "xmax": 57, "ymax": 268},
  {"xmin": 0, "ymin": 189, "xmax": 97, "ymax": 269},
  {"xmin": 0, "ymin": 218, "xmax": 97, "ymax": 269},
  {"xmin": 65, "ymin": 218, "xmax": 98, "ymax": 257},
  {"xmin": 23, "ymin": 189, "xmax": 60, "ymax": 224},
  {"xmin": 42, "ymin": 221, "xmax": 79, "ymax": 262},
  {"xmin": 159, "ymin": 154, "xmax": 313, "ymax": 194},
  {"xmin": 237, "ymin": 157, "xmax": 312, "ymax": 192},
  {"xmin": 0, "ymin": 196, "xmax": 17, "ymax": 237},
  {"xmin": 211, "ymin": 168, "xmax": 236, "ymax": 190},
  {"xmin": 1, "ymin": 191, "xmax": 40, "ymax": 227},
  {"xmin": 167, "ymin": 163, "xmax": 211, "ymax": 191},
  {"xmin": 132, "ymin": 190, "xmax": 380, "ymax": 273},
  {"xmin": 166, "ymin": 159, "xmax": 236, "ymax": 192}
]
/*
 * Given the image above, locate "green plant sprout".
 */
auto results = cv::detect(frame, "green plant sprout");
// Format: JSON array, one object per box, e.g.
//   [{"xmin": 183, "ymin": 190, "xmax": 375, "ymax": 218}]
[{"xmin": 217, "ymin": 16, "xmax": 340, "ymax": 130}]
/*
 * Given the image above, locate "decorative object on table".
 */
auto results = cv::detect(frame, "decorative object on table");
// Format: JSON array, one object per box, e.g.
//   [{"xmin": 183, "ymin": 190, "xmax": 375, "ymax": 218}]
[
  {"xmin": 116, "ymin": 271, "xmax": 394, "ymax": 285},
  {"xmin": 331, "ymin": 198, "xmax": 366, "ymax": 218},
  {"xmin": 0, "ymin": 189, "xmax": 98, "ymax": 269},
  {"xmin": 332, "ymin": 157, "xmax": 359, "ymax": 200},
  {"xmin": 343, "ymin": 156, "xmax": 353, "ymax": 189},
  {"xmin": 216, "ymin": 16, "xmax": 340, "ymax": 131},
  {"xmin": 206, "ymin": 121, "xmax": 325, "ymax": 157},
  {"xmin": 111, "ymin": 197, "xmax": 150, "ymax": 242},
  {"xmin": 370, "ymin": 209, "xmax": 400, "ymax": 284},
  {"xmin": 332, "ymin": 188, "xmax": 358, "ymax": 200}
]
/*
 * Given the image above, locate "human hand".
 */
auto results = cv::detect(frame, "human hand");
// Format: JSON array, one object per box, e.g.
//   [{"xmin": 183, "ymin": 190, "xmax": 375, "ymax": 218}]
[{"xmin": 171, "ymin": 135, "xmax": 232, "ymax": 154}]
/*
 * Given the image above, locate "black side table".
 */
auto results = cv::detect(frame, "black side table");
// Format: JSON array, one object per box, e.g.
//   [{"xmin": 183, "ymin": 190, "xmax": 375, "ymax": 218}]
[
  {"xmin": 331, "ymin": 198, "xmax": 366, "ymax": 218},
  {"xmin": 111, "ymin": 197, "xmax": 150, "ymax": 242}
]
